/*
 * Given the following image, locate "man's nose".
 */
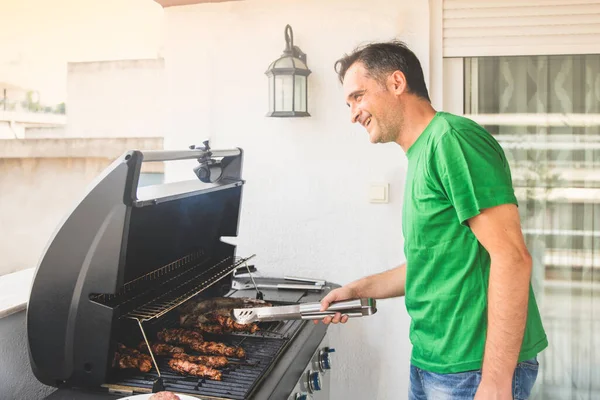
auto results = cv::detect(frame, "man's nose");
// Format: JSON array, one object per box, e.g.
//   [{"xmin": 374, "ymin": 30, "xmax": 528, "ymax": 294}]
[{"xmin": 350, "ymin": 106, "xmax": 360, "ymax": 124}]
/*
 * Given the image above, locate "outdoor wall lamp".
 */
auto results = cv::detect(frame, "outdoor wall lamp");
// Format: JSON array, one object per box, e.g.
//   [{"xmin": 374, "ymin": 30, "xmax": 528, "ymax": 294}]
[{"xmin": 265, "ymin": 24, "xmax": 311, "ymax": 117}]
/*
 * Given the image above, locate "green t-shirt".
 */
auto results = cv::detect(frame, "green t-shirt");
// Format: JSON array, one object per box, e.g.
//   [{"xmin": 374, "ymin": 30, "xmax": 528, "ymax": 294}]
[{"xmin": 402, "ymin": 111, "xmax": 548, "ymax": 374}]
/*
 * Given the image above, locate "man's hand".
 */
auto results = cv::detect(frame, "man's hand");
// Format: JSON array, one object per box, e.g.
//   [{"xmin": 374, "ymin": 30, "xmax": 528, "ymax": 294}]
[
  {"xmin": 313, "ymin": 264, "xmax": 407, "ymax": 325},
  {"xmin": 473, "ymin": 380, "xmax": 513, "ymax": 400},
  {"xmin": 315, "ymin": 285, "xmax": 358, "ymax": 325}
]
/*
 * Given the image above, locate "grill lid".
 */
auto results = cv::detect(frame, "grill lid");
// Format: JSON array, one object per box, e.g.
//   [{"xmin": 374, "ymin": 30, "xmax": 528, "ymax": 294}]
[{"xmin": 27, "ymin": 144, "xmax": 246, "ymax": 387}]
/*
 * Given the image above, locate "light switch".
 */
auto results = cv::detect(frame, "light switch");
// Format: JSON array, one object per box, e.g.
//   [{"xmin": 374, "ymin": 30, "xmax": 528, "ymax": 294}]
[{"xmin": 369, "ymin": 183, "xmax": 389, "ymax": 203}]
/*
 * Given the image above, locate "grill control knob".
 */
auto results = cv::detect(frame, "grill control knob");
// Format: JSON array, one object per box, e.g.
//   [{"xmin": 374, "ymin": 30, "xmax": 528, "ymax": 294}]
[
  {"xmin": 319, "ymin": 347, "xmax": 335, "ymax": 371},
  {"xmin": 295, "ymin": 393, "xmax": 309, "ymax": 400},
  {"xmin": 308, "ymin": 370, "xmax": 322, "ymax": 392}
]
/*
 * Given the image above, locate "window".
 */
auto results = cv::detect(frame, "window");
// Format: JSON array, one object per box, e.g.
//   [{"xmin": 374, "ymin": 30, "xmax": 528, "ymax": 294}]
[{"xmin": 464, "ymin": 55, "xmax": 600, "ymax": 399}]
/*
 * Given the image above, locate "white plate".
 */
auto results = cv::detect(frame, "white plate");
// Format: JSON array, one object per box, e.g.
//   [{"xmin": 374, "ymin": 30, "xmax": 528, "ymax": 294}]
[{"xmin": 119, "ymin": 393, "xmax": 203, "ymax": 400}]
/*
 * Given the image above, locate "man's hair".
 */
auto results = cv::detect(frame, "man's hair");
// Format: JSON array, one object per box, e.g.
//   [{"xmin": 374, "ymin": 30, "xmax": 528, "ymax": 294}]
[{"xmin": 334, "ymin": 40, "xmax": 430, "ymax": 102}]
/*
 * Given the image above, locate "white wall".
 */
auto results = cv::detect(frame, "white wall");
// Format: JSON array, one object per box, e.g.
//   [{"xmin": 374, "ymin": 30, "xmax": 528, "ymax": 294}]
[
  {"xmin": 0, "ymin": 158, "xmax": 113, "ymax": 275},
  {"xmin": 0, "ymin": 135, "xmax": 163, "ymax": 277},
  {"xmin": 0, "ymin": 311, "xmax": 55, "ymax": 399},
  {"xmin": 66, "ymin": 58, "xmax": 165, "ymax": 138},
  {"xmin": 163, "ymin": 1, "xmax": 432, "ymax": 398}
]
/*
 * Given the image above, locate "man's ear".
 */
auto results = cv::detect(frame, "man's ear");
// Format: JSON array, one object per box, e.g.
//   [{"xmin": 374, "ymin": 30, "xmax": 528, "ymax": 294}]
[{"xmin": 389, "ymin": 71, "xmax": 407, "ymax": 95}]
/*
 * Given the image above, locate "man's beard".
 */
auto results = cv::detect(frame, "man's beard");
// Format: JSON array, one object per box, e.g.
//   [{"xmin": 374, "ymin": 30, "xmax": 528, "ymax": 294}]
[{"xmin": 375, "ymin": 113, "xmax": 403, "ymax": 144}]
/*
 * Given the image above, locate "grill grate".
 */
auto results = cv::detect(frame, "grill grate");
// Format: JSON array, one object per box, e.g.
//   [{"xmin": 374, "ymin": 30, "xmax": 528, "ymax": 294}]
[
  {"xmin": 109, "ymin": 337, "xmax": 285, "ymax": 400},
  {"xmin": 120, "ymin": 255, "xmax": 254, "ymax": 322},
  {"xmin": 91, "ymin": 251, "xmax": 206, "ymax": 307},
  {"xmin": 108, "ymin": 316, "xmax": 305, "ymax": 400},
  {"xmin": 221, "ymin": 319, "xmax": 302, "ymax": 340}
]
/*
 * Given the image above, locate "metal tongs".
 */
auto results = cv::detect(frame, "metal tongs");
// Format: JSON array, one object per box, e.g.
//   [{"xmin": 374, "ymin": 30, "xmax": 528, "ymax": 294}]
[{"xmin": 231, "ymin": 298, "xmax": 377, "ymax": 324}]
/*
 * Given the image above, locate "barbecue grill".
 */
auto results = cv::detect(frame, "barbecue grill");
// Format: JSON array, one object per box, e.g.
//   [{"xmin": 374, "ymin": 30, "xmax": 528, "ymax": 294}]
[{"xmin": 26, "ymin": 143, "xmax": 335, "ymax": 400}]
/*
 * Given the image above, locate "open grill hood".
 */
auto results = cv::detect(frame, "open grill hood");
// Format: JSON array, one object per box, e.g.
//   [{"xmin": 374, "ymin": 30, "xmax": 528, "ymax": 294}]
[{"xmin": 26, "ymin": 146, "xmax": 246, "ymax": 388}]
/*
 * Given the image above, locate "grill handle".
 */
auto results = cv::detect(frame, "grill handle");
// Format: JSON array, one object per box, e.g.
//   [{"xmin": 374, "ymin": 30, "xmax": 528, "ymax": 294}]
[
  {"xmin": 140, "ymin": 148, "xmax": 242, "ymax": 162},
  {"xmin": 125, "ymin": 143, "xmax": 244, "ymax": 202}
]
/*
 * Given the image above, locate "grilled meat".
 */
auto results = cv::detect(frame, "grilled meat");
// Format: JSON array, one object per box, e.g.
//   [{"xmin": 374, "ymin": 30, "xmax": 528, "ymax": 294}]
[
  {"xmin": 178, "ymin": 297, "xmax": 271, "ymax": 316},
  {"xmin": 171, "ymin": 352, "xmax": 229, "ymax": 368},
  {"xmin": 194, "ymin": 323, "xmax": 225, "ymax": 335},
  {"xmin": 157, "ymin": 328, "xmax": 204, "ymax": 347},
  {"xmin": 168, "ymin": 358, "xmax": 222, "ymax": 381},
  {"xmin": 181, "ymin": 313, "xmax": 260, "ymax": 334},
  {"xmin": 115, "ymin": 353, "xmax": 153, "ymax": 372},
  {"xmin": 113, "ymin": 344, "xmax": 152, "ymax": 373},
  {"xmin": 156, "ymin": 328, "xmax": 244, "ymax": 358},
  {"xmin": 149, "ymin": 392, "xmax": 180, "ymax": 400},
  {"xmin": 179, "ymin": 308, "xmax": 237, "ymax": 326},
  {"xmin": 191, "ymin": 340, "xmax": 246, "ymax": 359},
  {"xmin": 139, "ymin": 342, "xmax": 185, "ymax": 356},
  {"xmin": 214, "ymin": 314, "xmax": 260, "ymax": 333}
]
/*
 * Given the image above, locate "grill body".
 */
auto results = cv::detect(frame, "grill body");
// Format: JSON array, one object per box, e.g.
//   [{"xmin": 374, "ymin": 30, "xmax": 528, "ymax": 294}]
[{"xmin": 26, "ymin": 146, "xmax": 333, "ymax": 400}]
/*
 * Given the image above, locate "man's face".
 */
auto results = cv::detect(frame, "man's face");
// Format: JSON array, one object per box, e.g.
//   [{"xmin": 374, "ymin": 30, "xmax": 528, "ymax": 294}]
[{"xmin": 343, "ymin": 63, "xmax": 403, "ymax": 144}]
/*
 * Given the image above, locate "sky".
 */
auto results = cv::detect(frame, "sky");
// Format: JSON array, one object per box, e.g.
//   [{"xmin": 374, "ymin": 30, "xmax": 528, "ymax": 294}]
[{"xmin": 0, "ymin": 0, "xmax": 164, "ymax": 104}]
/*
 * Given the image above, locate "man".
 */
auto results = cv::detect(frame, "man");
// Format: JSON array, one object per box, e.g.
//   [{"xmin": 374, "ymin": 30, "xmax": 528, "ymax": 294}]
[{"xmin": 318, "ymin": 41, "xmax": 548, "ymax": 399}]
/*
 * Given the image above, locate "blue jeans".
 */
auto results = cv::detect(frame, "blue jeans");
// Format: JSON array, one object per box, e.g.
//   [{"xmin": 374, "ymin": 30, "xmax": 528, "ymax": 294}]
[{"xmin": 409, "ymin": 358, "xmax": 539, "ymax": 400}]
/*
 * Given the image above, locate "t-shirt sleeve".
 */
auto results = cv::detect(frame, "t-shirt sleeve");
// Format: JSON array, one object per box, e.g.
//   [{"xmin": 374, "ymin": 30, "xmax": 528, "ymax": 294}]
[{"xmin": 431, "ymin": 129, "xmax": 518, "ymax": 225}]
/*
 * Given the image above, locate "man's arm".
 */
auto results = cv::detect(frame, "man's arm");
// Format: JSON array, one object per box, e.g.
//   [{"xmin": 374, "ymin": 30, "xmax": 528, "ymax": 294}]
[
  {"xmin": 317, "ymin": 264, "xmax": 406, "ymax": 324},
  {"xmin": 468, "ymin": 204, "xmax": 532, "ymax": 399},
  {"xmin": 346, "ymin": 263, "xmax": 407, "ymax": 299}
]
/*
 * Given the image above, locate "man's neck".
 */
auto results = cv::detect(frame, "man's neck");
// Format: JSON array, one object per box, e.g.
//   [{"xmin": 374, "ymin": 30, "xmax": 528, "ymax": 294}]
[{"xmin": 396, "ymin": 100, "xmax": 437, "ymax": 153}]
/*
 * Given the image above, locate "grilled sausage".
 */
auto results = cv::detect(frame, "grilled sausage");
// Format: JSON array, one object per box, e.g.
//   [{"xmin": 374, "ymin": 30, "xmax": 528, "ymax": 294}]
[
  {"xmin": 168, "ymin": 358, "xmax": 222, "ymax": 381},
  {"xmin": 139, "ymin": 342, "xmax": 185, "ymax": 356},
  {"xmin": 171, "ymin": 352, "xmax": 229, "ymax": 368}
]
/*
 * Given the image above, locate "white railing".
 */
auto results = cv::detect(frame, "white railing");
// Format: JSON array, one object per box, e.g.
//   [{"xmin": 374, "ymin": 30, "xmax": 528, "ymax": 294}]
[
  {"xmin": 524, "ymin": 229, "xmax": 600, "ymax": 238},
  {"xmin": 0, "ymin": 110, "xmax": 66, "ymax": 126},
  {"xmin": 511, "ymin": 167, "xmax": 600, "ymax": 184},
  {"xmin": 467, "ymin": 113, "xmax": 600, "ymax": 127},
  {"xmin": 543, "ymin": 249, "xmax": 600, "ymax": 269},
  {"xmin": 514, "ymin": 187, "xmax": 600, "ymax": 203}
]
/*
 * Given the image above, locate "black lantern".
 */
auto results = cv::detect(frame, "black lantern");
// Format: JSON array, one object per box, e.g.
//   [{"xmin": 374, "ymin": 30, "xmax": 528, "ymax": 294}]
[{"xmin": 265, "ymin": 25, "xmax": 311, "ymax": 117}]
